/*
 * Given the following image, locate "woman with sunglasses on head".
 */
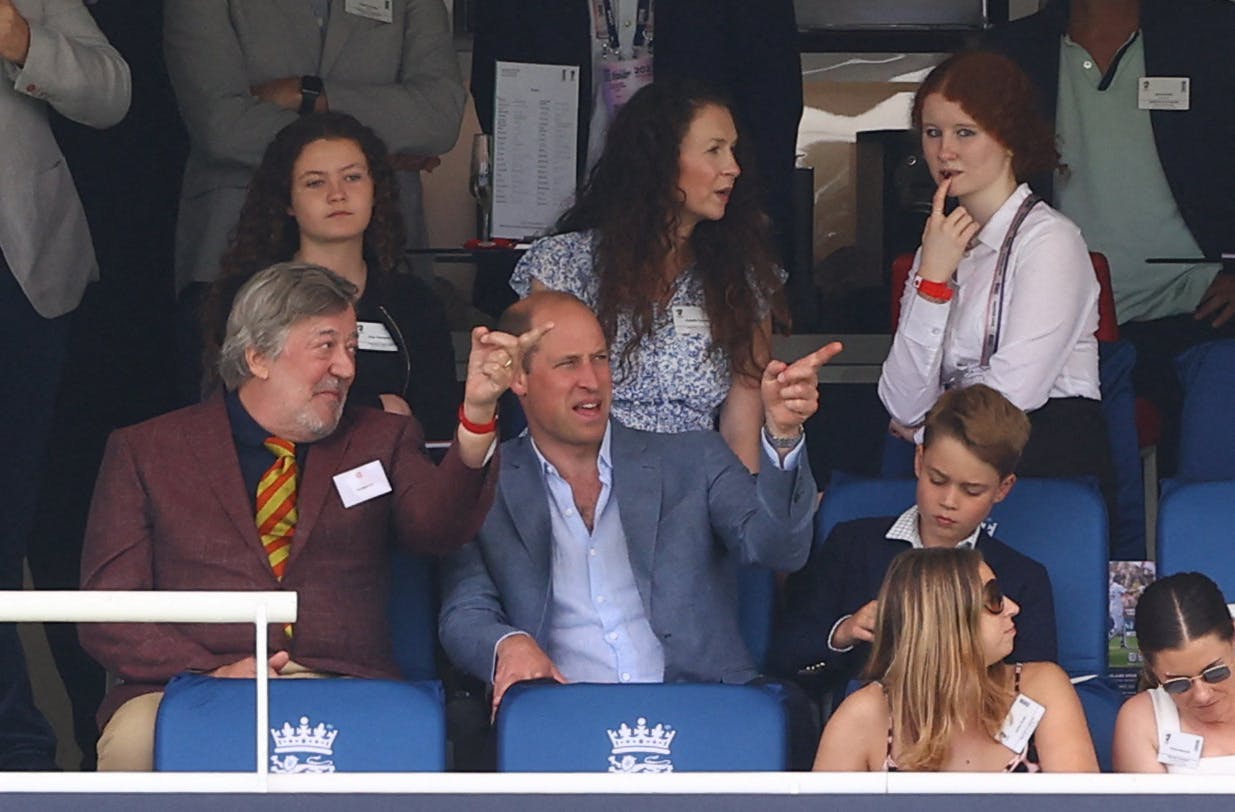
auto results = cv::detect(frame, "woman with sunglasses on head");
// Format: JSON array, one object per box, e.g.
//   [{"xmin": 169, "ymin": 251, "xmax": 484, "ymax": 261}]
[
  {"xmin": 814, "ymin": 547, "xmax": 1098, "ymax": 772},
  {"xmin": 1114, "ymin": 573, "xmax": 1235, "ymax": 773}
]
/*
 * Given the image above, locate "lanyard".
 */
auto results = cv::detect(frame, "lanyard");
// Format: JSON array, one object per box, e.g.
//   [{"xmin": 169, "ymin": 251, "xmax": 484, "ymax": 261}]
[
  {"xmin": 592, "ymin": 0, "xmax": 654, "ymax": 58},
  {"xmin": 979, "ymin": 194, "xmax": 1042, "ymax": 368}
]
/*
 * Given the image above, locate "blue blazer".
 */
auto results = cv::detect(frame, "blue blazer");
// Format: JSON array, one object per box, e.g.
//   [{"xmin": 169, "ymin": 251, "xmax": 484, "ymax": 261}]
[
  {"xmin": 439, "ymin": 422, "xmax": 816, "ymax": 686},
  {"xmin": 770, "ymin": 516, "xmax": 1057, "ymax": 689}
]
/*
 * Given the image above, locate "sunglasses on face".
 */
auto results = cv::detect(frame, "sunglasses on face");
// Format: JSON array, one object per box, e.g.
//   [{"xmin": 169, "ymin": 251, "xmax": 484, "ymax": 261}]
[
  {"xmin": 982, "ymin": 578, "xmax": 1005, "ymax": 616},
  {"xmin": 1160, "ymin": 664, "xmax": 1233, "ymax": 695}
]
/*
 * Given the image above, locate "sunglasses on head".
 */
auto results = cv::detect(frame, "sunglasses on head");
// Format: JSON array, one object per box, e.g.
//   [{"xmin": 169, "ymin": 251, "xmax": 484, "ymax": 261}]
[
  {"xmin": 982, "ymin": 578, "xmax": 1005, "ymax": 616},
  {"xmin": 1160, "ymin": 664, "xmax": 1233, "ymax": 695}
]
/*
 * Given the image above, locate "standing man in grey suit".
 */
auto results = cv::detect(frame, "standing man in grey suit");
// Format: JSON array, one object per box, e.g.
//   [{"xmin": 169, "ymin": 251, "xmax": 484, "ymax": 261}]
[
  {"xmin": 163, "ymin": 0, "xmax": 466, "ymax": 397},
  {"xmin": 440, "ymin": 291, "xmax": 837, "ymax": 766},
  {"xmin": 0, "ymin": 0, "xmax": 130, "ymax": 768}
]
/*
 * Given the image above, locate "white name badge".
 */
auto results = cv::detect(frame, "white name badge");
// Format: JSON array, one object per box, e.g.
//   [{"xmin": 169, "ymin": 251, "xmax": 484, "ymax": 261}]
[
  {"xmin": 333, "ymin": 460, "xmax": 393, "ymax": 508},
  {"xmin": 996, "ymin": 693, "xmax": 1046, "ymax": 755},
  {"xmin": 1158, "ymin": 731, "xmax": 1204, "ymax": 769},
  {"xmin": 357, "ymin": 320, "xmax": 398, "ymax": 352},
  {"xmin": 345, "ymin": 0, "xmax": 393, "ymax": 24},
  {"xmin": 1138, "ymin": 76, "xmax": 1190, "ymax": 111},
  {"xmin": 671, "ymin": 305, "xmax": 710, "ymax": 338}
]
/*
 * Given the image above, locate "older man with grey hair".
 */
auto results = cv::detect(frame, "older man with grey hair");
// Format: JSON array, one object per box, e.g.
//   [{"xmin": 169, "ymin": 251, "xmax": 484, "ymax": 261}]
[{"xmin": 80, "ymin": 263, "xmax": 544, "ymax": 770}]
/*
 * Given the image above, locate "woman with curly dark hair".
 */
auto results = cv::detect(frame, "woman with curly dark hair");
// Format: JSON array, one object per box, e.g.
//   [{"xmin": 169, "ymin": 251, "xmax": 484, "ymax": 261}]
[
  {"xmin": 510, "ymin": 79, "xmax": 801, "ymax": 471},
  {"xmin": 202, "ymin": 112, "xmax": 457, "ymax": 438},
  {"xmin": 879, "ymin": 50, "xmax": 1108, "ymax": 487}
]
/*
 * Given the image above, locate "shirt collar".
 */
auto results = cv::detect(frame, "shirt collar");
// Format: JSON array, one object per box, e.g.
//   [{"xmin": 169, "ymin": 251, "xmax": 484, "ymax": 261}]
[
  {"xmin": 529, "ymin": 422, "xmax": 613, "ymax": 485},
  {"xmin": 886, "ymin": 505, "xmax": 981, "ymax": 550},
  {"xmin": 974, "ymin": 183, "xmax": 1034, "ymax": 253},
  {"xmin": 225, "ymin": 388, "xmax": 276, "ymax": 448}
]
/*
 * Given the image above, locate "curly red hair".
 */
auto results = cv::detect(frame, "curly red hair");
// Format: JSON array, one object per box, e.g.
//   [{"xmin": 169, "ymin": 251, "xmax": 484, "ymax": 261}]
[{"xmin": 911, "ymin": 50, "xmax": 1059, "ymax": 181}]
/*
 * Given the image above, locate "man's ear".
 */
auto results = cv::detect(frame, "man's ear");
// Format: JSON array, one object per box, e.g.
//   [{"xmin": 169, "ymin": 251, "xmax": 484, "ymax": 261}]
[
  {"xmin": 913, "ymin": 443, "xmax": 924, "ymax": 479},
  {"xmin": 246, "ymin": 346, "xmax": 271, "ymax": 381},
  {"xmin": 509, "ymin": 369, "xmax": 528, "ymax": 398},
  {"xmin": 993, "ymin": 473, "xmax": 1016, "ymax": 504}
]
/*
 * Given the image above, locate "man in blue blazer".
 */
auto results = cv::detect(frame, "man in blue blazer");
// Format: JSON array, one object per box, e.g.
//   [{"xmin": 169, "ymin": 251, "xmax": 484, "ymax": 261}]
[{"xmin": 440, "ymin": 292, "xmax": 836, "ymax": 718}]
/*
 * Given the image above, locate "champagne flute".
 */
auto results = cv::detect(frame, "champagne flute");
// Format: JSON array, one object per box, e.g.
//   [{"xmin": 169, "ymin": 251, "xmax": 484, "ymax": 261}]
[{"xmin": 469, "ymin": 133, "xmax": 493, "ymax": 244}]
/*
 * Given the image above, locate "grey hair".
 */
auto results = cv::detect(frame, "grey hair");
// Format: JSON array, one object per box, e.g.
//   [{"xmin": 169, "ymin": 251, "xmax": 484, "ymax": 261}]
[{"xmin": 217, "ymin": 262, "xmax": 358, "ymax": 389}]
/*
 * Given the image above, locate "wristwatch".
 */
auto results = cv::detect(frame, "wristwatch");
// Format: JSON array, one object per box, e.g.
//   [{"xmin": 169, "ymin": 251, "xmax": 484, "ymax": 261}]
[
  {"xmin": 298, "ymin": 75, "xmax": 323, "ymax": 116},
  {"xmin": 763, "ymin": 424, "xmax": 804, "ymax": 450}
]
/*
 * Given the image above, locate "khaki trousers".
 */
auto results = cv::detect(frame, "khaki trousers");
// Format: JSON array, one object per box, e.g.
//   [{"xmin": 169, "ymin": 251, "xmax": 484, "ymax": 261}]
[{"xmin": 96, "ymin": 661, "xmax": 332, "ymax": 771}]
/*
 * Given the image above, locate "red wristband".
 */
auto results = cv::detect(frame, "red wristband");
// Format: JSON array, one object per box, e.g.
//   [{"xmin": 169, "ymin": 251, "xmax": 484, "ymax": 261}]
[
  {"xmin": 458, "ymin": 403, "xmax": 498, "ymax": 435},
  {"xmin": 913, "ymin": 274, "xmax": 954, "ymax": 302}
]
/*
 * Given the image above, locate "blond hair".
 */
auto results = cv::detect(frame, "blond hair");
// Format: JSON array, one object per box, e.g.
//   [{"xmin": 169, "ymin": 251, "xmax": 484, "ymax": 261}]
[{"xmin": 864, "ymin": 547, "xmax": 1013, "ymax": 771}]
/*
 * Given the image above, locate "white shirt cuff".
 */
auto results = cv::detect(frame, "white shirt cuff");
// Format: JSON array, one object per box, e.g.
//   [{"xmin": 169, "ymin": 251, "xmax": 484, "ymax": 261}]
[
  {"xmin": 827, "ymin": 615, "xmax": 855, "ymax": 653},
  {"xmin": 760, "ymin": 432, "xmax": 804, "ymax": 470}
]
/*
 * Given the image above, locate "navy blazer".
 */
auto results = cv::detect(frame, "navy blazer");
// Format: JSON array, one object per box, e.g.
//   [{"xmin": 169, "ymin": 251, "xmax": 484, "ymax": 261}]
[
  {"xmin": 983, "ymin": 0, "xmax": 1235, "ymax": 262},
  {"xmin": 438, "ymin": 422, "xmax": 816, "ymax": 686},
  {"xmin": 769, "ymin": 516, "xmax": 1057, "ymax": 689}
]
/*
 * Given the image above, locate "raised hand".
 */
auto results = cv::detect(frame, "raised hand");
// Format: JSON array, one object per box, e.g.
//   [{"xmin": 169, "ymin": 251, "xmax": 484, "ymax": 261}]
[
  {"xmin": 0, "ymin": 0, "xmax": 31, "ymax": 66},
  {"xmin": 918, "ymin": 177, "xmax": 980, "ymax": 283},
  {"xmin": 461, "ymin": 322, "xmax": 554, "ymax": 427},
  {"xmin": 832, "ymin": 600, "xmax": 878, "ymax": 649},
  {"xmin": 761, "ymin": 342, "xmax": 843, "ymax": 438}
]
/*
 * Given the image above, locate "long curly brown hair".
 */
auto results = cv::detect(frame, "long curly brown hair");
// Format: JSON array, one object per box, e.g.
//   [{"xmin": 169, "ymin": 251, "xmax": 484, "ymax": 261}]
[
  {"xmin": 557, "ymin": 79, "xmax": 787, "ymax": 380},
  {"xmin": 201, "ymin": 112, "xmax": 405, "ymax": 356}
]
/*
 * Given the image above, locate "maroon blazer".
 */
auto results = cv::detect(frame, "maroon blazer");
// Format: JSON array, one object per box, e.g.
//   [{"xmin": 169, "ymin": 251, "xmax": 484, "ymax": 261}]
[{"xmin": 80, "ymin": 392, "xmax": 496, "ymax": 726}]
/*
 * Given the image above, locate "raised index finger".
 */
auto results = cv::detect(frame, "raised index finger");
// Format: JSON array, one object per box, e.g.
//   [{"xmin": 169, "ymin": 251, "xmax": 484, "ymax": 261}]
[
  {"xmin": 791, "ymin": 341, "xmax": 844, "ymax": 372},
  {"xmin": 931, "ymin": 177, "xmax": 952, "ymax": 216},
  {"xmin": 517, "ymin": 322, "xmax": 555, "ymax": 352}
]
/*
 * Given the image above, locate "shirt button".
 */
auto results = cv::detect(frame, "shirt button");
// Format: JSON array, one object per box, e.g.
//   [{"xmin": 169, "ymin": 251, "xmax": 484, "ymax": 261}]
[
  {"xmin": 621, "ymin": 673, "xmax": 631, "ymax": 682},
  {"xmin": 1082, "ymin": 60, "xmax": 1093, "ymax": 70},
  {"xmin": 565, "ymin": 508, "xmax": 574, "ymax": 517},
  {"xmin": 597, "ymin": 596, "xmax": 606, "ymax": 604},
  {"xmin": 624, "ymin": 19, "xmax": 632, "ymax": 27},
  {"xmin": 608, "ymin": 632, "xmax": 618, "ymax": 641},
  {"xmin": 589, "ymin": 548, "xmax": 597, "ymax": 557},
  {"xmin": 25, "ymin": 84, "xmax": 37, "ymax": 94}
]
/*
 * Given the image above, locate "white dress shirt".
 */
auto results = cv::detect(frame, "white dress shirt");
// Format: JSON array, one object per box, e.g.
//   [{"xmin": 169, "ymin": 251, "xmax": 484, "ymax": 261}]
[{"xmin": 879, "ymin": 184, "xmax": 1100, "ymax": 426}]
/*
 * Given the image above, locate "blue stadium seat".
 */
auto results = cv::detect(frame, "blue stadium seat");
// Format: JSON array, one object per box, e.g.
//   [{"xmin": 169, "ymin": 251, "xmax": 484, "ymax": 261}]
[
  {"xmin": 1157, "ymin": 480, "xmax": 1235, "ymax": 597},
  {"xmin": 154, "ymin": 675, "xmax": 446, "ymax": 771},
  {"xmin": 1073, "ymin": 677, "xmax": 1126, "ymax": 772},
  {"xmin": 815, "ymin": 475, "xmax": 1108, "ymax": 676},
  {"xmin": 388, "ymin": 548, "xmax": 440, "ymax": 681},
  {"xmin": 496, "ymin": 682, "xmax": 786, "ymax": 772},
  {"xmin": 1176, "ymin": 340, "xmax": 1235, "ymax": 481}
]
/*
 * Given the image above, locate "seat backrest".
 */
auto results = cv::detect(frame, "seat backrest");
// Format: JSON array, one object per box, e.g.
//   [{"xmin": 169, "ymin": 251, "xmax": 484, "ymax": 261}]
[
  {"xmin": 1074, "ymin": 677, "xmax": 1126, "ymax": 773},
  {"xmin": 388, "ymin": 548, "xmax": 439, "ymax": 681},
  {"xmin": 496, "ymin": 682, "xmax": 786, "ymax": 772},
  {"xmin": 154, "ymin": 675, "xmax": 446, "ymax": 772},
  {"xmin": 888, "ymin": 250, "xmax": 1119, "ymax": 342},
  {"xmin": 816, "ymin": 475, "xmax": 1108, "ymax": 675},
  {"xmin": 1175, "ymin": 340, "xmax": 1235, "ymax": 481},
  {"xmin": 1157, "ymin": 480, "xmax": 1235, "ymax": 597}
]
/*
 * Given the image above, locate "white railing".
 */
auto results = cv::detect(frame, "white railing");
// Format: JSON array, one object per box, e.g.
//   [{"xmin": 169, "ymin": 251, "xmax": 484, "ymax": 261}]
[{"xmin": 0, "ymin": 590, "xmax": 296, "ymax": 782}]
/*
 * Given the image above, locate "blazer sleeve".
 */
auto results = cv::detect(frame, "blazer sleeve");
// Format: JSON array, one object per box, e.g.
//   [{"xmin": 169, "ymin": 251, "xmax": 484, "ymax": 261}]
[
  {"xmin": 162, "ymin": 0, "xmax": 299, "ymax": 168},
  {"xmin": 704, "ymin": 435, "xmax": 816, "ymax": 573},
  {"xmin": 769, "ymin": 520, "xmax": 882, "ymax": 680},
  {"xmin": 8, "ymin": 0, "xmax": 130, "ymax": 128},
  {"xmin": 437, "ymin": 521, "xmax": 523, "ymax": 683},
  {"xmin": 388, "ymin": 415, "xmax": 499, "ymax": 556},
  {"xmin": 322, "ymin": 0, "xmax": 466, "ymax": 157},
  {"xmin": 1010, "ymin": 556, "xmax": 1059, "ymax": 664},
  {"xmin": 79, "ymin": 431, "xmax": 238, "ymax": 682}
]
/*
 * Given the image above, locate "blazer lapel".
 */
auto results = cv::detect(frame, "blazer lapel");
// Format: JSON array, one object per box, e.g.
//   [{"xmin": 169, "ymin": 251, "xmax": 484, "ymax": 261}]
[
  {"xmin": 320, "ymin": 1, "xmax": 371, "ymax": 77},
  {"xmin": 611, "ymin": 425, "xmax": 661, "ymax": 618},
  {"xmin": 286, "ymin": 411, "xmax": 354, "ymax": 571},
  {"xmin": 501, "ymin": 437, "xmax": 554, "ymax": 607},
  {"xmin": 186, "ymin": 394, "xmax": 270, "ymax": 573}
]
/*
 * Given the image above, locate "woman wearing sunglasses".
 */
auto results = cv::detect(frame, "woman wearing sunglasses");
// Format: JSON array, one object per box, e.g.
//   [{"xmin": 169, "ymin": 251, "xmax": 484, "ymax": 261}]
[
  {"xmin": 1114, "ymin": 572, "xmax": 1235, "ymax": 773},
  {"xmin": 814, "ymin": 547, "xmax": 1098, "ymax": 772}
]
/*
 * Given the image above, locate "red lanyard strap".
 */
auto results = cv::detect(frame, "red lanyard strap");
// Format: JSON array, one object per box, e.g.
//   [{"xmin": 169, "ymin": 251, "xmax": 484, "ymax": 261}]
[{"xmin": 979, "ymin": 194, "xmax": 1042, "ymax": 368}]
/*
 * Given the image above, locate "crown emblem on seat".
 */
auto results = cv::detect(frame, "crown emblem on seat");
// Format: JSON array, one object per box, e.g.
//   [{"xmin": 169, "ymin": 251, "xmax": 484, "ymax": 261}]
[
  {"xmin": 270, "ymin": 716, "xmax": 339, "ymax": 756},
  {"xmin": 606, "ymin": 717, "xmax": 677, "ymax": 773}
]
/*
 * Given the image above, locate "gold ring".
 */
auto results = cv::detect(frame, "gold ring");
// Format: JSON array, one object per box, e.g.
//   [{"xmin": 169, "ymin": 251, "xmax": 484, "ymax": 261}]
[{"xmin": 502, "ymin": 358, "xmax": 513, "ymax": 369}]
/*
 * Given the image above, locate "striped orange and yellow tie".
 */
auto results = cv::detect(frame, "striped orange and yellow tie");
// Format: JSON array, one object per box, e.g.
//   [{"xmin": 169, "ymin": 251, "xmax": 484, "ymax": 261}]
[{"xmin": 256, "ymin": 437, "xmax": 297, "ymax": 580}]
